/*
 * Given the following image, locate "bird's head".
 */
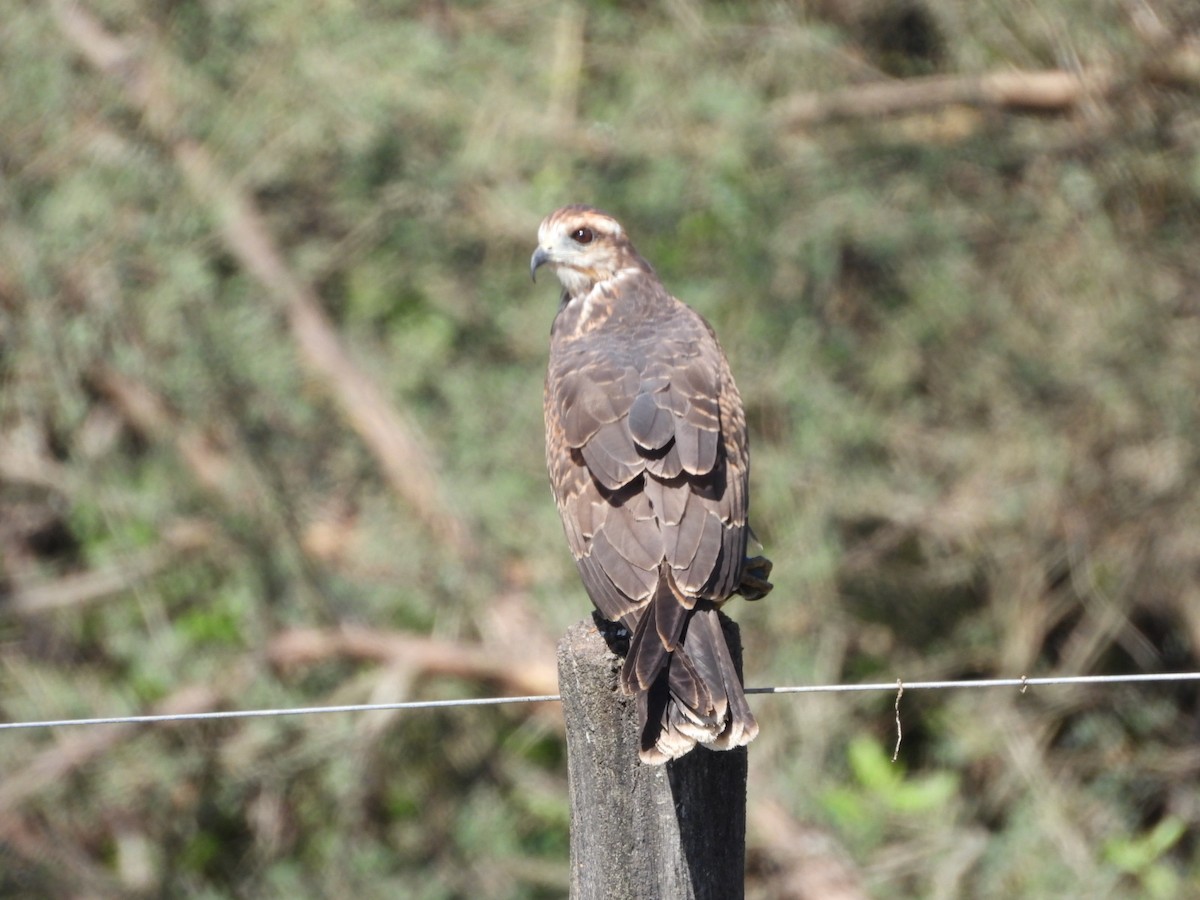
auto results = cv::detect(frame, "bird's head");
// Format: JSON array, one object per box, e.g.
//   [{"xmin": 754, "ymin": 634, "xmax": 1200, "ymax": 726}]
[{"xmin": 530, "ymin": 205, "xmax": 649, "ymax": 299}]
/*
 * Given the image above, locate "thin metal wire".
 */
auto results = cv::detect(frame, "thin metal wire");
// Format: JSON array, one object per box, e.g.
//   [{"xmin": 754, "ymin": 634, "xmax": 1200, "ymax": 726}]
[
  {"xmin": 744, "ymin": 671, "xmax": 1200, "ymax": 694},
  {"xmin": 0, "ymin": 695, "xmax": 565, "ymax": 732},
  {"xmin": 2, "ymin": 671, "xmax": 1198, "ymax": 732}
]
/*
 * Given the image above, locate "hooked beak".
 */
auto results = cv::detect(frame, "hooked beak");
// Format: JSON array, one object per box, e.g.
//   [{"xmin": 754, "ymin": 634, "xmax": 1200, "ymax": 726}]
[{"xmin": 530, "ymin": 246, "xmax": 551, "ymax": 282}]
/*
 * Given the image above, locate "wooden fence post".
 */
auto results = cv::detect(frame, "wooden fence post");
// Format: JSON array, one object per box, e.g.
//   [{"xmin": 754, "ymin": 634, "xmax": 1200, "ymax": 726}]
[{"xmin": 556, "ymin": 614, "xmax": 748, "ymax": 900}]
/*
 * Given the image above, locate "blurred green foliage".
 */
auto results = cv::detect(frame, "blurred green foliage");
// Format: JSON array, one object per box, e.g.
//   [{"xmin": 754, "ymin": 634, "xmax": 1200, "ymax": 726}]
[
  {"xmin": 2, "ymin": 0, "xmax": 1199, "ymax": 897},
  {"xmin": 820, "ymin": 736, "xmax": 960, "ymax": 848}
]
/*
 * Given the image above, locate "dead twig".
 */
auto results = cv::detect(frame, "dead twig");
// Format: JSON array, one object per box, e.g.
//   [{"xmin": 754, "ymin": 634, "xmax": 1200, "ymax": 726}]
[
  {"xmin": 892, "ymin": 679, "xmax": 904, "ymax": 762},
  {"xmin": 9, "ymin": 519, "xmax": 215, "ymax": 614},
  {"xmin": 91, "ymin": 365, "xmax": 238, "ymax": 496},
  {"xmin": 775, "ymin": 67, "xmax": 1117, "ymax": 128},
  {"xmin": 1142, "ymin": 36, "xmax": 1200, "ymax": 90},
  {"xmin": 266, "ymin": 625, "xmax": 559, "ymax": 698}
]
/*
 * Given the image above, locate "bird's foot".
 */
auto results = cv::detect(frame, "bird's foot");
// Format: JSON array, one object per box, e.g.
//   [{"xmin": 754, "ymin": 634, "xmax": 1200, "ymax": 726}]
[{"xmin": 738, "ymin": 556, "xmax": 773, "ymax": 600}]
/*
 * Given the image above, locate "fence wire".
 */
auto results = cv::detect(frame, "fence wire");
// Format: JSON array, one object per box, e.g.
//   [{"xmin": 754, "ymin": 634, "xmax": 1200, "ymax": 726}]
[{"xmin": 2, "ymin": 672, "xmax": 1198, "ymax": 732}]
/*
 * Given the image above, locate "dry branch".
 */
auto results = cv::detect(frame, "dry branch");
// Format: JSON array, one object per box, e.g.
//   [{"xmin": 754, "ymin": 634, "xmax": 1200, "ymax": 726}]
[
  {"xmin": 9, "ymin": 519, "xmax": 215, "ymax": 614},
  {"xmin": 52, "ymin": 2, "xmax": 474, "ymax": 558},
  {"xmin": 267, "ymin": 625, "xmax": 559, "ymax": 697},
  {"xmin": 1142, "ymin": 36, "xmax": 1200, "ymax": 89},
  {"xmin": 92, "ymin": 365, "xmax": 237, "ymax": 496},
  {"xmin": 775, "ymin": 67, "xmax": 1116, "ymax": 128}
]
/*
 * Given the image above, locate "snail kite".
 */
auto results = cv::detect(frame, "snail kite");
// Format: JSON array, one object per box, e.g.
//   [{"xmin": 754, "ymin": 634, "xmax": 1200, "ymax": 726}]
[{"xmin": 532, "ymin": 205, "xmax": 772, "ymax": 764}]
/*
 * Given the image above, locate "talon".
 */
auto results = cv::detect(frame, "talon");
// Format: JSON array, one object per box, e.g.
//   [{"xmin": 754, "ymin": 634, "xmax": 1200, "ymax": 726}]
[{"xmin": 738, "ymin": 555, "xmax": 773, "ymax": 600}]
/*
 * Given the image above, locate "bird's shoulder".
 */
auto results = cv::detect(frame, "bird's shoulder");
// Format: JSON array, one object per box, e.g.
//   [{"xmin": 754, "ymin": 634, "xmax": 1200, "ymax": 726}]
[{"xmin": 552, "ymin": 276, "xmax": 717, "ymax": 364}]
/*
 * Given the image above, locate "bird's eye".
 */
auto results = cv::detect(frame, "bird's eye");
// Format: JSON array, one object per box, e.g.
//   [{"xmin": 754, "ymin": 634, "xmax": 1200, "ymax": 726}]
[{"xmin": 571, "ymin": 227, "xmax": 594, "ymax": 245}]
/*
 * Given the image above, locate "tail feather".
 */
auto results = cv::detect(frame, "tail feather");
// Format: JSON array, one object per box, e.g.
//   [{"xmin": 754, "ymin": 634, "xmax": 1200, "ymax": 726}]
[
  {"xmin": 664, "ymin": 640, "xmax": 718, "ymax": 734},
  {"xmin": 621, "ymin": 569, "xmax": 687, "ymax": 694},
  {"xmin": 696, "ymin": 608, "xmax": 759, "ymax": 749},
  {"xmin": 622, "ymin": 568, "xmax": 758, "ymax": 764}
]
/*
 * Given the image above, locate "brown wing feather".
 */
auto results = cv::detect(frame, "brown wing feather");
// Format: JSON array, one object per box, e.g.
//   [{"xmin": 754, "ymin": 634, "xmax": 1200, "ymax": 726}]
[
  {"xmin": 627, "ymin": 392, "xmax": 675, "ymax": 450},
  {"xmin": 545, "ymin": 386, "xmax": 647, "ymax": 621},
  {"xmin": 644, "ymin": 322, "xmax": 746, "ymax": 590}
]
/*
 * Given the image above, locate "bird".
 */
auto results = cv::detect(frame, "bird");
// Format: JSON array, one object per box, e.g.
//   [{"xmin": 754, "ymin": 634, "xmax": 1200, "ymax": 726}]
[{"xmin": 532, "ymin": 204, "xmax": 772, "ymax": 764}]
